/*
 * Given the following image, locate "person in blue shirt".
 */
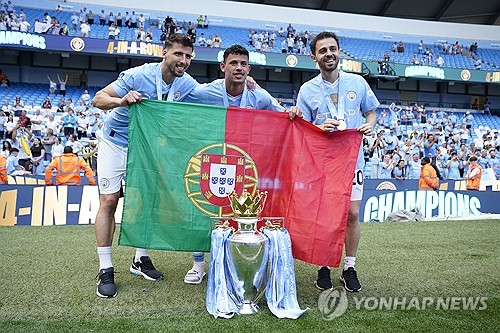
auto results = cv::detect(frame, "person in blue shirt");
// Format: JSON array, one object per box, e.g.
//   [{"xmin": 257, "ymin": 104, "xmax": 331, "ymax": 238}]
[
  {"xmin": 62, "ymin": 109, "xmax": 77, "ymax": 138},
  {"xmin": 91, "ymin": 34, "xmax": 199, "ymax": 299},
  {"xmin": 182, "ymin": 44, "xmax": 300, "ymax": 285},
  {"xmin": 296, "ymin": 31, "xmax": 379, "ymax": 292}
]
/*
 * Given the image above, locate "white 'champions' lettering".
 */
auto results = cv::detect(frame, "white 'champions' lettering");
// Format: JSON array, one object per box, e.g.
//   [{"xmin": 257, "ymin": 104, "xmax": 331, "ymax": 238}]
[
  {"xmin": 363, "ymin": 191, "xmax": 481, "ymax": 222},
  {"xmin": 0, "ymin": 31, "xmax": 46, "ymax": 49}
]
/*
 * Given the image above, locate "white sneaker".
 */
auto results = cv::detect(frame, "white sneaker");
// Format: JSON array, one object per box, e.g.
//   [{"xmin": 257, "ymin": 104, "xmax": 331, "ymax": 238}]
[{"xmin": 184, "ymin": 268, "xmax": 206, "ymax": 284}]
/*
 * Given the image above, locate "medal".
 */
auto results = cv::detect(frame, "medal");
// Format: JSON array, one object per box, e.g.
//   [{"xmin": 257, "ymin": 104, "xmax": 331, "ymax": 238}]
[
  {"xmin": 337, "ymin": 119, "xmax": 347, "ymax": 131},
  {"xmin": 330, "ymin": 93, "xmax": 338, "ymax": 104}
]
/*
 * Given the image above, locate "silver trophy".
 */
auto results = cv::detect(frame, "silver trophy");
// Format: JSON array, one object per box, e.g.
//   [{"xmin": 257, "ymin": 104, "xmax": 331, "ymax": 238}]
[{"xmin": 228, "ymin": 190, "xmax": 269, "ymax": 314}]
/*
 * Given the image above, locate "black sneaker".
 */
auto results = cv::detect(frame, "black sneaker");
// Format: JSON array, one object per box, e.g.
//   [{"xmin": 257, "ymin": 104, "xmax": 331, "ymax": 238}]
[
  {"xmin": 315, "ymin": 266, "xmax": 333, "ymax": 290},
  {"xmin": 130, "ymin": 256, "xmax": 164, "ymax": 281},
  {"xmin": 340, "ymin": 267, "xmax": 362, "ymax": 292},
  {"xmin": 96, "ymin": 267, "xmax": 117, "ymax": 298}
]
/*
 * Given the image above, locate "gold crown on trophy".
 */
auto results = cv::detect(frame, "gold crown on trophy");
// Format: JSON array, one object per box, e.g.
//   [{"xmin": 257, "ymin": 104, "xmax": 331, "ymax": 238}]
[{"xmin": 229, "ymin": 190, "xmax": 268, "ymax": 218}]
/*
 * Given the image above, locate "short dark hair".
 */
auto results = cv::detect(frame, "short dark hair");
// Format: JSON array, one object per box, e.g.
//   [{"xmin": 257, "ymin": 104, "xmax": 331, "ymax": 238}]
[
  {"xmin": 422, "ymin": 157, "xmax": 431, "ymax": 164},
  {"xmin": 223, "ymin": 45, "xmax": 249, "ymax": 63},
  {"xmin": 10, "ymin": 148, "xmax": 19, "ymax": 153},
  {"xmin": 63, "ymin": 146, "xmax": 73, "ymax": 154},
  {"xmin": 310, "ymin": 31, "xmax": 340, "ymax": 55},
  {"xmin": 164, "ymin": 33, "xmax": 193, "ymax": 51},
  {"xmin": 469, "ymin": 156, "xmax": 478, "ymax": 162}
]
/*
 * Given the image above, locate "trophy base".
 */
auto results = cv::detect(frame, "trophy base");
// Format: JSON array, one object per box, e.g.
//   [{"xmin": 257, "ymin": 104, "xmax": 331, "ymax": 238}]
[{"xmin": 239, "ymin": 301, "xmax": 260, "ymax": 314}]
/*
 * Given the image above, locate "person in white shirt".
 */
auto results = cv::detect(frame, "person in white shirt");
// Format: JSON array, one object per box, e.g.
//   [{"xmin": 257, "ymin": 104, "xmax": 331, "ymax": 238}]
[
  {"xmin": 81, "ymin": 90, "xmax": 91, "ymax": 105},
  {"xmin": 81, "ymin": 21, "xmax": 91, "ymax": 38},
  {"xmin": 51, "ymin": 136, "xmax": 64, "ymax": 158},
  {"xmin": 30, "ymin": 109, "xmax": 44, "ymax": 137},
  {"xmin": 19, "ymin": 17, "xmax": 30, "ymax": 32},
  {"xmin": 45, "ymin": 114, "xmax": 59, "ymax": 134}
]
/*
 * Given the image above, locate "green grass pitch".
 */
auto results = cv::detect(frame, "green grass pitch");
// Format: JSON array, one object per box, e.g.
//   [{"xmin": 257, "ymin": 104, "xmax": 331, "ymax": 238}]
[{"xmin": 0, "ymin": 220, "xmax": 498, "ymax": 332}]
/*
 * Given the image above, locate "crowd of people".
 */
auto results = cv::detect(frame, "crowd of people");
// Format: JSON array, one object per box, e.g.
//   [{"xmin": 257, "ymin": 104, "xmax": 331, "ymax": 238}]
[
  {"xmin": 0, "ymin": 88, "xmax": 102, "ymax": 182},
  {"xmin": 365, "ymin": 103, "xmax": 500, "ymax": 181}
]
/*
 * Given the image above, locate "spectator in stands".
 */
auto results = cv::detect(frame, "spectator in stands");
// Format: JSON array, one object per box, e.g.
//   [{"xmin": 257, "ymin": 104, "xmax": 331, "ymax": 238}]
[
  {"xmin": 138, "ymin": 13, "xmax": 145, "ymax": 29},
  {"xmin": 63, "ymin": 109, "xmax": 77, "ymax": 137},
  {"xmin": 160, "ymin": 30, "xmax": 167, "ymax": 42},
  {"xmin": 380, "ymin": 153, "xmax": 395, "ymax": 179},
  {"xmin": 108, "ymin": 23, "xmax": 116, "ymax": 39},
  {"xmin": 145, "ymin": 28, "xmax": 153, "ymax": 43},
  {"xmin": 66, "ymin": 133, "xmax": 83, "ymax": 154},
  {"xmin": 80, "ymin": 70, "xmax": 88, "ymax": 88},
  {"xmin": 45, "ymin": 146, "xmax": 95, "ymax": 186},
  {"xmin": 70, "ymin": 12, "xmax": 80, "ymax": 31},
  {"xmin": 44, "ymin": 12, "xmax": 52, "ymax": 25},
  {"xmin": 136, "ymin": 27, "xmax": 145, "ymax": 41},
  {"xmin": 206, "ymin": 35, "xmax": 213, "ymax": 48},
  {"xmin": 411, "ymin": 54, "xmax": 419, "ymax": 65},
  {"xmin": 474, "ymin": 57, "xmax": 482, "ymax": 70},
  {"xmin": 423, "ymin": 133, "xmax": 438, "ymax": 163},
  {"xmin": 30, "ymin": 109, "xmax": 44, "ymax": 137},
  {"xmin": 107, "ymin": 12, "xmax": 115, "ymax": 27},
  {"xmin": 196, "ymin": 15, "xmax": 203, "ymax": 29},
  {"xmin": 76, "ymin": 112, "xmax": 89, "ymax": 140},
  {"xmin": 115, "ymin": 12, "xmax": 122, "ymax": 27},
  {"xmin": 483, "ymin": 98, "xmax": 491, "ymax": 115},
  {"xmin": 124, "ymin": 12, "xmax": 130, "ymax": 28},
  {"xmin": 81, "ymin": 20, "xmax": 91, "ymax": 37},
  {"xmin": 99, "ymin": 10, "xmax": 106, "ymax": 26},
  {"xmin": 87, "ymin": 10, "xmax": 95, "ymax": 25},
  {"xmin": 397, "ymin": 41, "xmax": 404, "ymax": 53},
  {"xmin": 465, "ymin": 156, "xmax": 481, "ymax": 190},
  {"xmin": 0, "ymin": 111, "xmax": 5, "ymax": 139},
  {"xmin": 79, "ymin": 9, "xmax": 87, "ymax": 25},
  {"xmin": 436, "ymin": 55, "xmax": 444, "ymax": 67},
  {"xmin": 4, "ymin": 114, "xmax": 16, "ymax": 140},
  {"xmin": 213, "ymin": 34, "xmax": 222, "ymax": 48},
  {"xmin": 197, "ymin": 33, "xmax": 206, "ymax": 46},
  {"xmin": 0, "ymin": 69, "xmax": 9, "ymax": 87},
  {"xmin": 57, "ymin": 74, "xmax": 68, "ymax": 97},
  {"xmin": 370, "ymin": 130, "xmax": 386, "ymax": 179},
  {"xmin": 56, "ymin": 4, "xmax": 62, "ymax": 13},
  {"xmin": 445, "ymin": 151, "xmax": 462, "ymax": 180},
  {"xmin": 392, "ymin": 159, "xmax": 406, "ymax": 180},
  {"xmin": 203, "ymin": 15, "xmax": 209, "ymax": 29},
  {"xmin": 384, "ymin": 51, "xmax": 390, "ymax": 62},
  {"xmin": 45, "ymin": 114, "xmax": 59, "ymax": 135},
  {"xmin": 490, "ymin": 149, "xmax": 499, "ymax": 180},
  {"xmin": 478, "ymin": 149, "xmax": 490, "ymax": 169},
  {"xmin": 405, "ymin": 153, "xmax": 420, "ymax": 179},
  {"xmin": 385, "ymin": 129, "xmax": 398, "ymax": 153},
  {"xmin": 41, "ymin": 97, "xmax": 52, "ymax": 111},
  {"xmin": 462, "ymin": 111, "xmax": 474, "ymax": 129},
  {"xmin": 51, "ymin": 136, "xmax": 63, "ymax": 159},
  {"xmin": 2, "ymin": 140, "xmax": 12, "ymax": 157},
  {"xmin": 19, "ymin": 16, "xmax": 30, "ymax": 32},
  {"xmin": 6, "ymin": 148, "xmax": 24, "ymax": 175},
  {"xmin": 81, "ymin": 90, "xmax": 91, "ymax": 106},
  {"xmin": 30, "ymin": 137, "xmax": 45, "ymax": 175},
  {"xmin": 89, "ymin": 113, "xmax": 101, "ymax": 139},
  {"xmin": 13, "ymin": 96, "xmax": 24, "ymax": 116},
  {"xmin": 454, "ymin": 41, "xmax": 461, "ymax": 55},
  {"xmin": 2, "ymin": 101, "xmax": 12, "ymax": 115},
  {"xmin": 47, "ymin": 76, "xmax": 57, "ymax": 95},
  {"xmin": 60, "ymin": 22, "xmax": 69, "ymax": 36},
  {"xmin": 41, "ymin": 128, "xmax": 56, "ymax": 161}
]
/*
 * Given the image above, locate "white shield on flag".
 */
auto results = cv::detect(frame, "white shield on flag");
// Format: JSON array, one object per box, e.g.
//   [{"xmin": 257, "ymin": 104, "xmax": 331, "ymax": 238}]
[{"xmin": 209, "ymin": 163, "xmax": 237, "ymax": 197}]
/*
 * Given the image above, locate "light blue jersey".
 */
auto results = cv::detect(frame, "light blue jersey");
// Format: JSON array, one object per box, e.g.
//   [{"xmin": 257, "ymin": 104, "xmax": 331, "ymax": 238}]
[
  {"xmin": 297, "ymin": 71, "xmax": 380, "ymax": 169},
  {"xmin": 184, "ymin": 79, "xmax": 284, "ymax": 111},
  {"xmin": 104, "ymin": 62, "xmax": 198, "ymax": 147}
]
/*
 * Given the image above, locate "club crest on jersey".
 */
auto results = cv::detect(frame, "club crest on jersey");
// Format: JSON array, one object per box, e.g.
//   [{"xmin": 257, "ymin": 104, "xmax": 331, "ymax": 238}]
[
  {"xmin": 200, "ymin": 154, "xmax": 246, "ymax": 206},
  {"xmin": 347, "ymin": 91, "xmax": 357, "ymax": 101}
]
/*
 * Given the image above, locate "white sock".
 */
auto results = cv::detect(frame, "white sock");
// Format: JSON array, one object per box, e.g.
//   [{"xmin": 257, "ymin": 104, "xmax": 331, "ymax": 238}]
[
  {"xmin": 97, "ymin": 246, "xmax": 113, "ymax": 270},
  {"xmin": 134, "ymin": 248, "xmax": 149, "ymax": 263},
  {"xmin": 344, "ymin": 256, "xmax": 356, "ymax": 270},
  {"xmin": 193, "ymin": 261, "xmax": 204, "ymax": 272}
]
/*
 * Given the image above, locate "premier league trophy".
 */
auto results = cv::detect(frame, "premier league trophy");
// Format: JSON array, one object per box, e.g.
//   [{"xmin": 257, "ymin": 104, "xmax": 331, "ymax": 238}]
[{"xmin": 228, "ymin": 190, "xmax": 269, "ymax": 314}]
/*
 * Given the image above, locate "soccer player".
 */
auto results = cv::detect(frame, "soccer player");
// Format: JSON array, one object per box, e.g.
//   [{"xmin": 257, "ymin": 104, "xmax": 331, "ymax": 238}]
[
  {"xmin": 182, "ymin": 44, "xmax": 300, "ymax": 284},
  {"xmin": 297, "ymin": 31, "xmax": 379, "ymax": 292},
  {"xmin": 92, "ymin": 34, "xmax": 199, "ymax": 298}
]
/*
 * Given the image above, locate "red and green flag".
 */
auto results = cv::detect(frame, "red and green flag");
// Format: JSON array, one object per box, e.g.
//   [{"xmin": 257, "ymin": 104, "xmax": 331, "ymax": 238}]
[{"xmin": 119, "ymin": 99, "xmax": 362, "ymax": 267}]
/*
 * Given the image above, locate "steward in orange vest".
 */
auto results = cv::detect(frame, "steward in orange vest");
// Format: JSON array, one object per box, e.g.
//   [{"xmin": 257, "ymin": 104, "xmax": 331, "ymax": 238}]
[
  {"xmin": 418, "ymin": 157, "xmax": 439, "ymax": 190},
  {"xmin": 466, "ymin": 156, "xmax": 482, "ymax": 190},
  {"xmin": 0, "ymin": 155, "xmax": 7, "ymax": 184},
  {"xmin": 45, "ymin": 146, "xmax": 96, "ymax": 186}
]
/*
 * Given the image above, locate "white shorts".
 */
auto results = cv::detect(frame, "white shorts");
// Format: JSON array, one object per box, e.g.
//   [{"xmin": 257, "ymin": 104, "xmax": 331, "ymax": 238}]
[
  {"xmin": 97, "ymin": 135, "xmax": 128, "ymax": 195},
  {"xmin": 351, "ymin": 169, "xmax": 364, "ymax": 201}
]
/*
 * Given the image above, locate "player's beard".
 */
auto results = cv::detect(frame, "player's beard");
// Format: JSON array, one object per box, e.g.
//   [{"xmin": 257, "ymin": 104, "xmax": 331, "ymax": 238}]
[{"xmin": 318, "ymin": 55, "xmax": 339, "ymax": 73}]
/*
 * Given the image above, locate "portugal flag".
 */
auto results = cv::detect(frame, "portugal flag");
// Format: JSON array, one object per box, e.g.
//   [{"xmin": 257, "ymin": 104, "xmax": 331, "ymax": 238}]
[{"xmin": 119, "ymin": 99, "xmax": 362, "ymax": 267}]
